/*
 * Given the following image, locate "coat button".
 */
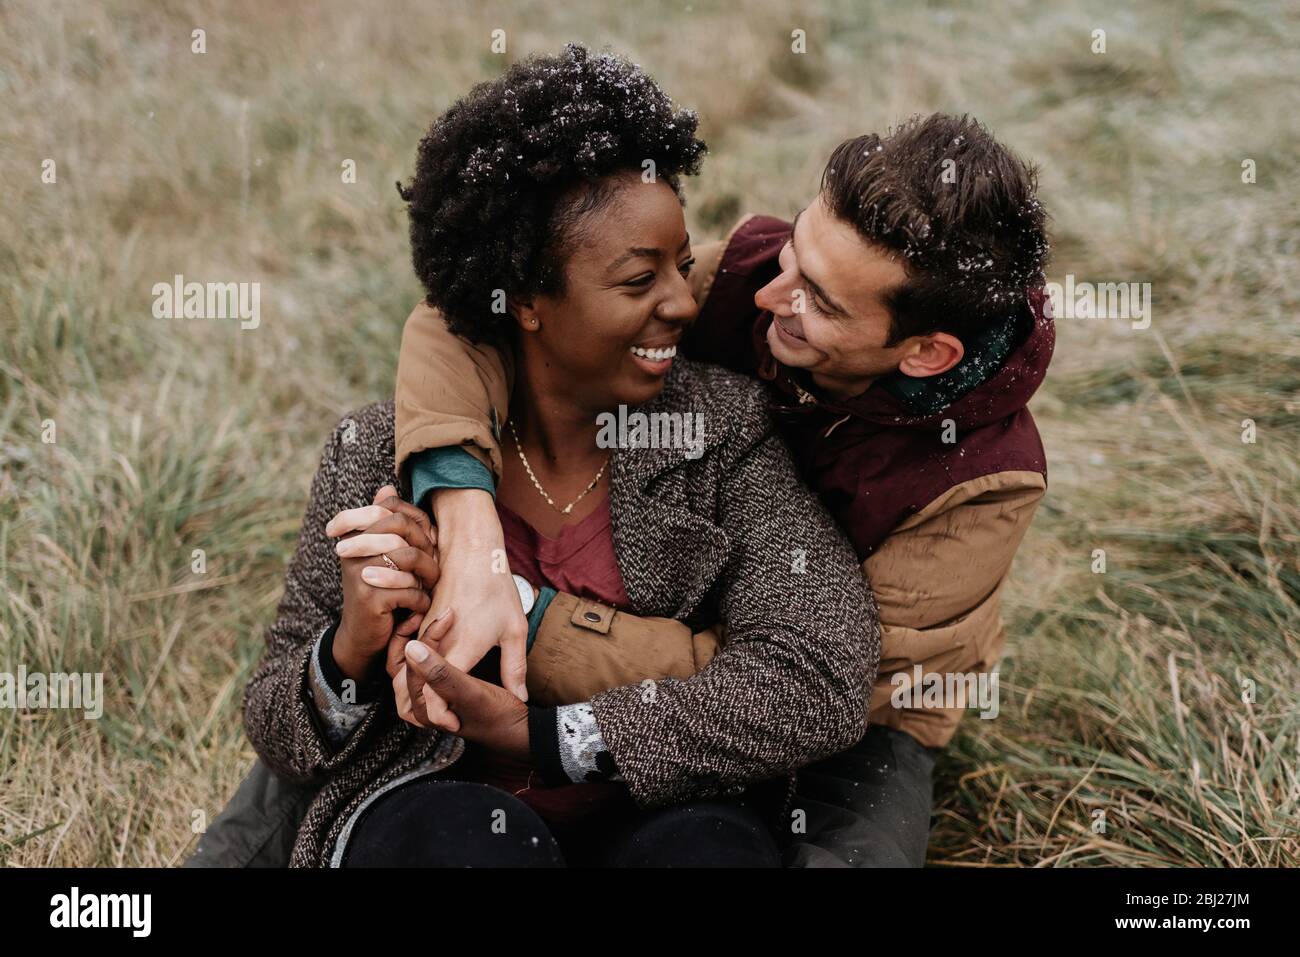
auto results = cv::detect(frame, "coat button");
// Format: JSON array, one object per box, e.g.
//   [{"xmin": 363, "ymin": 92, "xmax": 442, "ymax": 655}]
[{"xmin": 584, "ymin": 611, "xmax": 602, "ymax": 622}]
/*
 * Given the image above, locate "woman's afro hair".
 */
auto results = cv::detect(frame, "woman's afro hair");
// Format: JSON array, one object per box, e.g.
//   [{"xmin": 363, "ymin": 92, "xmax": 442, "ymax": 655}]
[{"xmin": 397, "ymin": 43, "xmax": 707, "ymax": 346}]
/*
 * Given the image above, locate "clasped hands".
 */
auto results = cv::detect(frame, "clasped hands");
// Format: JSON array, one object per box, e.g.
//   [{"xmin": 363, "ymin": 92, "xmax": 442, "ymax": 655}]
[{"xmin": 325, "ymin": 484, "xmax": 531, "ymax": 761}]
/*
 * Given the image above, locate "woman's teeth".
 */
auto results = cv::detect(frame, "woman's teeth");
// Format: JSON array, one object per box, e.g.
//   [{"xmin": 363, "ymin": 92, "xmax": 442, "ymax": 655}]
[{"xmin": 630, "ymin": 345, "xmax": 677, "ymax": 361}]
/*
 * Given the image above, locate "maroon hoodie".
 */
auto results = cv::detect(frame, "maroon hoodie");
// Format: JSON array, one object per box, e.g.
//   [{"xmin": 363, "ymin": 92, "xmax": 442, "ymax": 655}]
[{"xmin": 683, "ymin": 215, "xmax": 1054, "ymax": 558}]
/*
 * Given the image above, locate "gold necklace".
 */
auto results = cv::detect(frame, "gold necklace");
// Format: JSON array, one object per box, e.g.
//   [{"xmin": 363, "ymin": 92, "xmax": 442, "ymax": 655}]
[{"xmin": 507, "ymin": 420, "xmax": 609, "ymax": 515}]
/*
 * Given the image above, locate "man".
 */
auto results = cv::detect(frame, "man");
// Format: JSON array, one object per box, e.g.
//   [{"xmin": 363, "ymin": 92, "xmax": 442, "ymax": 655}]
[{"xmin": 191, "ymin": 112, "xmax": 1051, "ymax": 867}]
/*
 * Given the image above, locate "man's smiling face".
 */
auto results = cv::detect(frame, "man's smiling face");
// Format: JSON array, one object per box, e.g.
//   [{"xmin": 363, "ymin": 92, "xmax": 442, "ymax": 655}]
[{"xmin": 754, "ymin": 193, "xmax": 959, "ymax": 399}]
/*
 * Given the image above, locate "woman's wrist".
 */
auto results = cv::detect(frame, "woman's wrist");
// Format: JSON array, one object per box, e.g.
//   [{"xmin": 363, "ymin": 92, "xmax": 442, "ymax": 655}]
[{"xmin": 332, "ymin": 626, "xmax": 383, "ymax": 685}]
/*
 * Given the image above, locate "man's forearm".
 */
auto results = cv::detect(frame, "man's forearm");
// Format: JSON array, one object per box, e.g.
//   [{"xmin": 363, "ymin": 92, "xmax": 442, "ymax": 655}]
[
  {"xmin": 429, "ymin": 486, "xmax": 502, "ymax": 545},
  {"xmin": 526, "ymin": 593, "xmax": 719, "ymax": 706},
  {"xmin": 394, "ymin": 301, "xmax": 511, "ymax": 482}
]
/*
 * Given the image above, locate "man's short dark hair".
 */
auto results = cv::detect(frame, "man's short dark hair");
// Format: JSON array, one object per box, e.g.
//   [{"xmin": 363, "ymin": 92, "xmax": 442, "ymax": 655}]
[
  {"xmin": 397, "ymin": 44, "xmax": 706, "ymax": 347},
  {"xmin": 821, "ymin": 113, "xmax": 1049, "ymax": 345}
]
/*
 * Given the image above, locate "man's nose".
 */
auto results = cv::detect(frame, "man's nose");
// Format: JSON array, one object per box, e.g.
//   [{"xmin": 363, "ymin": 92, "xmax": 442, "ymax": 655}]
[{"xmin": 755, "ymin": 272, "xmax": 795, "ymax": 317}]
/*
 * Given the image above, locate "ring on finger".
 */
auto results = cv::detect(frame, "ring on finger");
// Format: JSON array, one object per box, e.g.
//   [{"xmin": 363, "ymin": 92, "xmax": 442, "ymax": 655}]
[{"xmin": 380, "ymin": 553, "xmax": 399, "ymax": 571}]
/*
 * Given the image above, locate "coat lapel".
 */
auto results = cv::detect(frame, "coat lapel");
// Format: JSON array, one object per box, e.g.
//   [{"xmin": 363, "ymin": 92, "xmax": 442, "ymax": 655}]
[{"xmin": 607, "ymin": 371, "xmax": 732, "ymax": 621}]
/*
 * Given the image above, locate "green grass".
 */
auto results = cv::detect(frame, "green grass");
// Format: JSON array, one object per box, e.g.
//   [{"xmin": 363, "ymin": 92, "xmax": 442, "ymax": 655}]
[{"xmin": 2, "ymin": 0, "xmax": 1296, "ymax": 866}]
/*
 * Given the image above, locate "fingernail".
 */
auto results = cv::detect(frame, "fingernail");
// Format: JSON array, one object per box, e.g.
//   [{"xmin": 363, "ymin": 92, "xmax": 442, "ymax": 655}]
[
  {"xmin": 516, "ymin": 686, "xmax": 529, "ymax": 702},
  {"xmin": 361, "ymin": 567, "xmax": 381, "ymax": 583},
  {"xmin": 406, "ymin": 641, "xmax": 430, "ymax": 663}
]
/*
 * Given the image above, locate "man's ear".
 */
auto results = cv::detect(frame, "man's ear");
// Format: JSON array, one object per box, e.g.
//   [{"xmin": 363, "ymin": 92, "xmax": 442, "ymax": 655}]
[{"xmin": 897, "ymin": 332, "xmax": 964, "ymax": 378}]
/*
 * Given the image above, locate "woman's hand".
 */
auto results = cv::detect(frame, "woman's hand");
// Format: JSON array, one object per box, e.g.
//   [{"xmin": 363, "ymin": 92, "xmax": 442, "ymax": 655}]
[
  {"xmin": 326, "ymin": 486, "xmax": 439, "ymax": 684},
  {"xmin": 401, "ymin": 627, "xmax": 531, "ymax": 761},
  {"xmin": 350, "ymin": 486, "xmax": 530, "ymax": 727},
  {"xmin": 388, "ymin": 607, "xmax": 454, "ymax": 729}
]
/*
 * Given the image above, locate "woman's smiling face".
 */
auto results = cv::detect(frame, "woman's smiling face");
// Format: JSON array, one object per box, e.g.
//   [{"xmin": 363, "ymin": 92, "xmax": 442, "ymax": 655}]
[{"xmin": 514, "ymin": 171, "xmax": 698, "ymax": 412}]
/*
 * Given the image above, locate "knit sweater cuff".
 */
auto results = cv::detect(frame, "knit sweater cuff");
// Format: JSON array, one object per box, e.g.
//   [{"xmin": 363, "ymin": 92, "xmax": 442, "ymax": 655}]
[
  {"xmin": 528, "ymin": 706, "xmax": 568, "ymax": 787},
  {"xmin": 526, "ymin": 702, "xmax": 625, "ymax": 785},
  {"xmin": 555, "ymin": 702, "xmax": 623, "ymax": 783},
  {"xmin": 308, "ymin": 621, "xmax": 380, "ymax": 746}
]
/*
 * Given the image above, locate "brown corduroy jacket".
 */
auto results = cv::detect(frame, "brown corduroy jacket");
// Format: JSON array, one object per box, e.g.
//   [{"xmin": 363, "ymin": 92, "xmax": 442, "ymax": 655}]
[{"xmin": 243, "ymin": 363, "xmax": 877, "ymax": 866}]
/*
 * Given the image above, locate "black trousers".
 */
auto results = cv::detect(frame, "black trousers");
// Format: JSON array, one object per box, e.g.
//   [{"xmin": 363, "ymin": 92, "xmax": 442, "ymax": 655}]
[
  {"xmin": 187, "ymin": 725, "xmax": 936, "ymax": 868},
  {"xmin": 784, "ymin": 724, "xmax": 939, "ymax": 867},
  {"xmin": 338, "ymin": 779, "xmax": 780, "ymax": 868}
]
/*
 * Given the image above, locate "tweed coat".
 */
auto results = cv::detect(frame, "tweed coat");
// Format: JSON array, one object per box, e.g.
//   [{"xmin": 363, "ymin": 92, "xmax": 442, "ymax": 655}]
[{"xmin": 241, "ymin": 359, "xmax": 879, "ymax": 867}]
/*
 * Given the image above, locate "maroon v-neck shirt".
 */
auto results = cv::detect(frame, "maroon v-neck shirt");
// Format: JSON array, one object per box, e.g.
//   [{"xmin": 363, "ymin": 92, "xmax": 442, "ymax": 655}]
[
  {"xmin": 497, "ymin": 495, "xmax": 632, "ymax": 611},
  {"xmin": 453, "ymin": 493, "xmax": 634, "ymax": 827}
]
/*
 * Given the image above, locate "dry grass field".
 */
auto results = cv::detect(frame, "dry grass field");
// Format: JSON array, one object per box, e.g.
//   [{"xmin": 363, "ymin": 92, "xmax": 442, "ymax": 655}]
[{"xmin": 1, "ymin": 0, "xmax": 1296, "ymax": 866}]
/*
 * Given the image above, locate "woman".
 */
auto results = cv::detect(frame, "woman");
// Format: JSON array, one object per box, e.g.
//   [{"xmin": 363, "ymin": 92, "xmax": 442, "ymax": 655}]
[{"xmin": 241, "ymin": 45, "xmax": 877, "ymax": 867}]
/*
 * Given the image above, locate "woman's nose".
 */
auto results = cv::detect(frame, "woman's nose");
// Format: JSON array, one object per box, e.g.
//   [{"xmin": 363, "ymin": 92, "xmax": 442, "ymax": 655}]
[{"xmin": 658, "ymin": 274, "xmax": 699, "ymax": 325}]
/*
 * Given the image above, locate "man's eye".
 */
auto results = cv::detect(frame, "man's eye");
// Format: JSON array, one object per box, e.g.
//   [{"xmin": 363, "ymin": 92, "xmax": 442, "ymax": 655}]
[
  {"xmin": 803, "ymin": 284, "xmax": 825, "ymax": 314},
  {"xmin": 625, "ymin": 273, "xmax": 655, "ymax": 287}
]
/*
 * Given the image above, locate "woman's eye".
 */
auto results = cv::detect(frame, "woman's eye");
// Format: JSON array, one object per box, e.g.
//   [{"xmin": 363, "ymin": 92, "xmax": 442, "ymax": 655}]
[
  {"xmin": 678, "ymin": 258, "xmax": 695, "ymax": 277},
  {"xmin": 625, "ymin": 273, "xmax": 655, "ymax": 288}
]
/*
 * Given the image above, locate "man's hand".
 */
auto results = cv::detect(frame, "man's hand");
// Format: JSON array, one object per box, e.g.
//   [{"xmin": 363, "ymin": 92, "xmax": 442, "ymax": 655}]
[
  {"xmin": 424, "ymin": 487, "xmax": 529, "ymax": 701},
  {"xmin": 339, "ymin": 484, "xmax": 528, "ymax": 725},
  {"xmin": 403, "ymin": 627, "xmax": 530, "ymax": 761}
]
